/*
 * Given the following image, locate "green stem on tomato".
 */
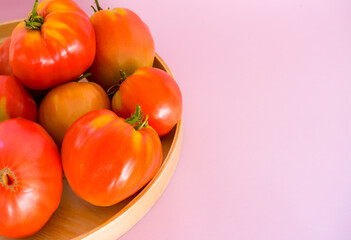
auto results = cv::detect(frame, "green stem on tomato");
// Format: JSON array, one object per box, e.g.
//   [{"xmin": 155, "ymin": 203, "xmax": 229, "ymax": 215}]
[
  {"xmin": 119, "ymin": 69, "xmax": 128, "ymax": 81},
  {"xmin": 91, "ymin": 5, "xmax": 97, "ymax": 12},
  {"xmin": 76, "ymin": 73, "xmax": 92, "ymax": 82},
  {"xmin": 106, "ymin": 70, "xmax": 129, "ymax": 96},
  {"xmin": 24, "ymin": 0, "xmax": 44, "ymax": 30},
  {"xmin": 91, "ymin": 0, "xmax": 103, "ymax": 12},
  {"xmin": 106, "ymin": 83, "xmax": 120, "ymax": 96},
  {"xmin": 125, "ymin": 105, "xmax": 149, "ymax": 130},
  {"xmin": 136, "ymin": 115, "xmax": 148, "ymax": 130}
]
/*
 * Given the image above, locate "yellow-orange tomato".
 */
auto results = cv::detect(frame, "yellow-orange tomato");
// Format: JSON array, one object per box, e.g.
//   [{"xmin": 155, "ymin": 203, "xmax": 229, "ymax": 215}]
[{"xmin": 38, "ymin": 81, "xmax": 110, "ymax": 147}]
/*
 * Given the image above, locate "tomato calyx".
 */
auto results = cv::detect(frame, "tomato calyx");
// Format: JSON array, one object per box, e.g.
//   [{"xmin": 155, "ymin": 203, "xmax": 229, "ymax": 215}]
[
  {"xmin": 125, "ymin": 105, "xmax": 149, "ymax": 130},
  {"xmin": 91, "ymin": 0, "xmax": 104, "ymax": 12},
  {"xmin": 25, "ymin": 0, "xmax": 44, "ymax": 30},
  {"xmin": 106, "ymin": 70, "xmax": 128, "ymax": 96},
  {"xmin": 0, "ymin": 167, "xmax": 18, "ymax": 191}
]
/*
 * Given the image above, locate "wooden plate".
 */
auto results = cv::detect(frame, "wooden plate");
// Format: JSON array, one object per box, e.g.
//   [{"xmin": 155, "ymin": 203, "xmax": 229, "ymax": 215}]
[{"xmin": 0, "ymin": 20, "xmax": 183, "ymax": 240}]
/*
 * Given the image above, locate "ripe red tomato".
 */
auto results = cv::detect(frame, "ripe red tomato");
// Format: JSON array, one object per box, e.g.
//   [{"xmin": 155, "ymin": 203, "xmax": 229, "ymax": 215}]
[
  {"xmin": 61, "ymin": 107, "xmax": 162, "ymax": 206},
  {"xmin": 112, "ymin": 67, "xmax": 182, "ymax": 136},
  {"xmin": 0, "ymin": 37, "xmax": 12, "ymax": 75},
  {"xmin": 9, "ymin": 0, "xmax": 96, "ymax": 90},
  {"xmin": 87, "ymin": 0, "xmax": 155, "ymax": 90},
  {"xmin": 0, "ymin": 75, "xmax": 37, "ymax": 122},
  {"xmin": 39, "ymin": 81, "xmax": 111, "ymax": 147},
  {"xmin": 0, "ymin": 118, "xmax": 62, "ymax": 238}
]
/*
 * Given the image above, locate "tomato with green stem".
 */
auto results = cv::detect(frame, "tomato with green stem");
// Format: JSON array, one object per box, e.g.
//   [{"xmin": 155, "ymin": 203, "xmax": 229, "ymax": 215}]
[
  {"xmin": 87, "ymin": 0, "xmax": 155, "ymax": 91},
  {"xmin": 0, "ymin": 118, "xmax": 62, "ymax": 238},
  {"xmin": 112, "ymin": 67, "xmax": 182, "ymax": 137},
  {"xmin": 62, "ymin": 106, "xmax": 162, "ymax": 207},
  {"xmin": 9, "ymin": 0, "xmax": 96, "ymax": 90}
]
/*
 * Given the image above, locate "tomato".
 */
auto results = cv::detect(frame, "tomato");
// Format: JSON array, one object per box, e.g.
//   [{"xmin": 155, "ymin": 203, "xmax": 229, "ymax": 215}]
[
  {"xmin": 39, "ymin": 81, "xmax": 111, "ymax": 147},
  {"xmin": 9, "ymin": 0, "xmax": 96, "ymax": 90},
  {"xmin": 0, "ymin": 37, "xmax": 12, "ymax": 75},
  {"xmin": 0, "ymin": 75, "xmax": 37, "ymax": 122},
  {"xmin": 87, "ymin": 0, "xmax": 155, "ymax": 90},
  {"xmin": 112, "ymin": 67, "xmax": 182, "ymax": 137},
  {"xmin": 0, "ymin": 118, "xmax": 62, "ymax": 238},
  {"xmin": 61, "ymin": 107, "xmax": 162, "ymax": 206}
]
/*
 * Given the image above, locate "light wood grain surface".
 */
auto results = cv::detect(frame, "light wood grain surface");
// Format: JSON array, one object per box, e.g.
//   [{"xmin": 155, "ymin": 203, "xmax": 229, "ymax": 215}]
[{"xmin": 0, "ymin": 20, "xmax": 183, "ymax": 240}]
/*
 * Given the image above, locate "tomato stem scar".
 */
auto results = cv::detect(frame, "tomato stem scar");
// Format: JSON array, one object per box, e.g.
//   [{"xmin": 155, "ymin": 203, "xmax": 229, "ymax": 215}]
[{"xmin": 0, "ymin": 167, "xmax": 18, "ymax": 191}]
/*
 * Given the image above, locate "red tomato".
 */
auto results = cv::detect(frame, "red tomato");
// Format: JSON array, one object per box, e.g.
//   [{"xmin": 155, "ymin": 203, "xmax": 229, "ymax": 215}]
[
  {"xmin": 0, "ymin": 75, "xmax": 37, "ymax": 122},
  {"xmin": 0, "ymin": 37, "xmax": 12, "ymax": 75},
  {"xmin": 0, "ymin": 118, "xmax": 62, "ymax": 238},
  {"xmin": 9, "ymin": 0, "xmax": 96, "ymax": 90},
  {"xmin": 112, "ymin": 67, "xmax": 182, "ymax": 136},
  {"xmin": 87, "ymin": 0, "xmax": 155, "ymax": 90},
  {"xmin": 39, "ymin": 81, "xmax": 111, "ymax": 147},
  {"xmin": 61, "ymin": 107, "xmax": 162, "ymax": 206}
]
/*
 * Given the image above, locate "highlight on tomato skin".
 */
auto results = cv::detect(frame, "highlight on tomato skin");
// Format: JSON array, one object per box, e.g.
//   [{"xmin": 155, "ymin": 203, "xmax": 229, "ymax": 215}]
[
  {"xmin": 61, "ymin": 108, "xmax": 163, "ymax": 207},
  {"xmin": 0, "ymin": 75, "xmax": 37, "ymax": 122},
  {"xmin": 112, "ymin": 67, "xmax": 183, "ymax": 137},
  {"xmin": 0, "ymin": 118, "xmax": 62, "ymax": 238},
  {"xmin": 87, "ymin": 0, "xmax": 155, "ymax": 91}
]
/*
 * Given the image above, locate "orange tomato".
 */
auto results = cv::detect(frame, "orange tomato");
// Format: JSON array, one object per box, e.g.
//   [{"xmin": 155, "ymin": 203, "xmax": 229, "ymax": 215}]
[{"xmin": 38, "ymin": 81, "xmax": 110, "ymax": 147}]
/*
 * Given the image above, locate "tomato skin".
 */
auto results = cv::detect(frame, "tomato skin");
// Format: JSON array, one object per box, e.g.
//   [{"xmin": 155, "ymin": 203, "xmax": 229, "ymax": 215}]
[
  {"xmin": 0, "ymin": 75, "xmax": 37, "ymax": 122},
  {"xmin": 39, "ymin": 81, "xmax": 111, "ymax": 147},
  {"xmin": 9, "ymin": 0, "xmax": 96, "ymax": 90},
  {"xmin": 0, "ymin": 118, "xmax": 62, "ymax": 238},
  {"xmin": 0, "ymin": 37, "xmax": 12, "ymax": 75},
  {"xmin": 61, "ymin": 109, "xmax": 162, "ymax": 207},
  {"xmin": 112, "ymin": 67, "xmax": 182, "ymax": 136},
  {"xmin": 87, "ymin": 8, "xmax": 155, "ymax": 90}
]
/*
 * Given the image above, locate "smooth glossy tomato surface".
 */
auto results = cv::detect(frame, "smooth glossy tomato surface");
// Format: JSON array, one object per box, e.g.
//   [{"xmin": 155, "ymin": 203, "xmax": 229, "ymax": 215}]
[
  {"xmin": 112, "ymin": 67, "xmax": 182, "ymax": 136},
  {"xmin": 9, "ymin": 0, "xmax": 96, "ymax": 90},
  {"xmin": 61, "ymin": 109, "xmax": 162, "ymax": 207},
  {"xmin": 0, "ymin": 75, "xmax": 37, "ymax": 122},
  {"xmin": 0, "ymin": 118, "xmax": 62, "ymax": 238},
  {"xmin": 0, "ymin": 37, "xmax": 12, "ymax": 75},
  {"xmin": 87, "ymin": 5, "xmax": 155, "ymax": 90},
  {"xmin": 39, "ymin": 81, "xmax": 110, "ymax": 147}
]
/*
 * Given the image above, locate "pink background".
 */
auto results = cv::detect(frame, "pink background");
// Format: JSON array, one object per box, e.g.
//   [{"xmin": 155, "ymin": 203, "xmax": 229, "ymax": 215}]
[{"xmin": 1, "ymin": 0, "xmax": 351, "ymax": 239}]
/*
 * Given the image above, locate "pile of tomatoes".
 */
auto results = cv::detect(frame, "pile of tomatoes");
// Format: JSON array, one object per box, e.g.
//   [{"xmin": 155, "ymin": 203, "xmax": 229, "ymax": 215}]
[{"xmin": 0, "ymin": 0, "xmax": 182, "ymax": 238}]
